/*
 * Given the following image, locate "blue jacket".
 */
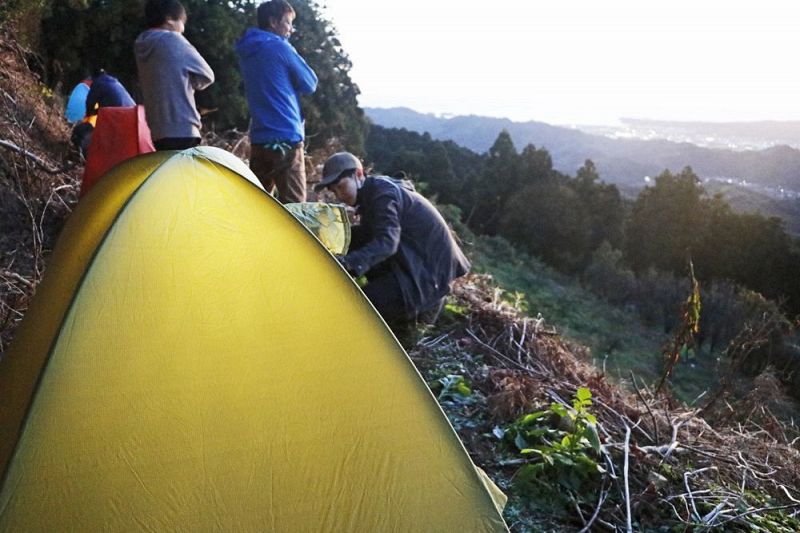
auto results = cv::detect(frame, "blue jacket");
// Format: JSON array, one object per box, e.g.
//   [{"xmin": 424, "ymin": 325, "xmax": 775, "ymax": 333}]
[
  {"xmin": 85, "ymin": 73, "xmax": 135, "ymax": 117},
  {"xmin": 235, "ymin": 28, "xmax": 318, "ymax": 144}
]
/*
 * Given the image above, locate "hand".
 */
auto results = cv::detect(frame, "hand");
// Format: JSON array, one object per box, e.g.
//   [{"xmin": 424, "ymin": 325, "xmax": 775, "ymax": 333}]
[{"xmin": 334, "ymin": 255, "xmax": 353, "ymax": 275}]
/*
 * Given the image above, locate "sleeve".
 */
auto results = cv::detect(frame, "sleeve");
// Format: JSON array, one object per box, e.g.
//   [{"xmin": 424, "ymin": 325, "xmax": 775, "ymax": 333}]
[
  {"xmin": 285, "ymin": 43, "xmax": 317, "ymax": 95},
  {"xmin": 181, "ymin": 35, "xmax": 215, "ymax": 90},
  {"xmin": 343, "ymin": 187, "xmax": 402, "ymax": 277}
]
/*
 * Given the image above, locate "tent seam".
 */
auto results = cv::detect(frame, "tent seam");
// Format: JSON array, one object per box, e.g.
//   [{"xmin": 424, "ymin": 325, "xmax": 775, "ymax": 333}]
[{"xmin": 0, "ymin": 155, "xmax": 174, "ymax": 489}]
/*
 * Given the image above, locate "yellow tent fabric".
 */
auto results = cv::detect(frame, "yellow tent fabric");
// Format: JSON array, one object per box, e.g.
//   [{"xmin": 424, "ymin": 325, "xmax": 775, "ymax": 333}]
[{"xmin": 0, "ymin": 147, "xmax": 508, "ymax": 531}]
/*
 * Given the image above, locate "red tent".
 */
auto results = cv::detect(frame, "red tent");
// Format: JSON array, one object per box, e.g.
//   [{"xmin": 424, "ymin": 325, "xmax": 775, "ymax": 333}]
[{"xmin": 81, "ymin": 105, "xmax": 155, "ymax": 196}]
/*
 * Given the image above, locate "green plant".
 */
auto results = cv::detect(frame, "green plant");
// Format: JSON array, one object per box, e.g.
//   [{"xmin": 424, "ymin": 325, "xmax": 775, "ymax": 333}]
[
  {"xmin": 428, "ymin": 374, "xmax": 472, "ymax": 402},
  {"xmin": 502, "ymin": 387, "xmax": 603, "ymax": 493},
  {"xmin": 656, "ymin": 259, "xmax": 702, "ymax": 394}
]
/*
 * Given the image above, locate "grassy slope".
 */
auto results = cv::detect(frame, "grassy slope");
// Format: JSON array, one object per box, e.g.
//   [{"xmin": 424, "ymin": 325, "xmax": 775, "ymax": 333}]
[{"xmin": 441, "ymin": 207, "xmax": 719, "ymax": 402}]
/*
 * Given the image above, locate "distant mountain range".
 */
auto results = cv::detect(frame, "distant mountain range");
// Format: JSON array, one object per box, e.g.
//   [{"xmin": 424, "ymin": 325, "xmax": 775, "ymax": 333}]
[{"xmin": 366, "ymin": 107, "xmax": 800, "ymax": 193}]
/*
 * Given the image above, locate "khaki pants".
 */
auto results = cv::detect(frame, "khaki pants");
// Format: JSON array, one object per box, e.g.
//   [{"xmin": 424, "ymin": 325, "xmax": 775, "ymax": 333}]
[{"xmin": 249, "ymin": 142, "xmax": 306, "ymax": 204}]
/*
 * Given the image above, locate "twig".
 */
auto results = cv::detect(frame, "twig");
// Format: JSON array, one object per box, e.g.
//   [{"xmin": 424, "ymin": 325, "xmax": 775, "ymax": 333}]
[
  {"xmin": 683, "ymin": 467, "xmax": 718, "ymax": 522},
  {"xmin": 630, "ymin": 371, "xmax": 660, "ymax": 444},
  {"xmin": 572, "ymin": 493, "xmax": 587, "ymax": 526},
  {"xmin": 680, "ymin": 444, "xmax": 738, "ymax": 465},
  {"xmin": 465, "ymin": 327, "xmax": 543, "ymax": 375},
  {"xmin": 517, "ymin": 318, "xmax": 527, "ymax": 360},
  {"xmin": 714, "ymin": 503, "xmax": 800, "ymax": 527},
  {"xmin": 0, "ymin": 270, "xmax": 34, "ymax": 289},
  {"xmin": 578, "ymin": 482, "xmax": 609, "ymax": 533},
  {"xmin": 623, "ymin": 424, "xmax": 633, "ymax": 533},
  {"xmin": 779, "ymin": 484, "xmax": 800, "ymax": 504},
  {"xmin": 231, "ymin": 133, "xmax": 248, "ymax": 155},
  {"xmin": 594, "ymin": 398, "xmax": 654, "ymax": 443},
  {"xmin": 0, "ymin": 139, "xmax": 73, "ymax": 174}
]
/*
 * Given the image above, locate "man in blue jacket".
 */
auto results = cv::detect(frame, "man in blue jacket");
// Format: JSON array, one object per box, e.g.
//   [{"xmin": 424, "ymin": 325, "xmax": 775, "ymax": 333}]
[
  {"xmin": 315, "ymin": 152, "xmax": 471, "ymax": 325},
  {"xmin": 236, "ymin": 0, "xmax": 318, "ymax": 204}
]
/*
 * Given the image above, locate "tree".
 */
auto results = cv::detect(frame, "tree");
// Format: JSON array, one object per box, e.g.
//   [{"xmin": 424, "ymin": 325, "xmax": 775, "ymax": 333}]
[
  {"xmin": 625, "ymin": 167, "xmax": 707, "ymax": 274},
  {"xmin": 290, "ymin": 1, "xmax": 366, "ymax": 152},
  {"xmin": 569, "ymin": 160, "xmax": 624, "ymax": 263},
  {"xmin": 38, "ymin": 0, "xmax": 366, "ymax": 150},
  {"xmin": 518, "ymin": 143, "xmax": 553, "ymax": 184},
  {"xmin": 421, "ymin": 142, "xmax": 459, "ymax": 203},
  {"xmin": 583, "ymin": 241, "xmax": 636, "ymax": 305},
  {"xmin": 467, "ymin": 130, "xmax": 520, "ymax": 234},
  {"xmin": 500, "ymin": 180, "xmax": 587, "ymax": 272}
]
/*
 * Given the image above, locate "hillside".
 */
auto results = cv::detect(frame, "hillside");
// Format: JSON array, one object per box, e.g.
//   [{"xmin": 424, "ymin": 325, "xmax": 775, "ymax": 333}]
[
  {"xmin": 366, "ymin": 107, "xmax": 800, "ymax": 191},
  {"xmin": 705, "ymin": 180, "xmax": 800, "ymax": 236},
  {"xmin": 2, "ymin": 21, "xmax": 800, "ymax": 533},
  {"xmin": 0, "ymin": 27, "xmax": 80, "ymax": 351}
]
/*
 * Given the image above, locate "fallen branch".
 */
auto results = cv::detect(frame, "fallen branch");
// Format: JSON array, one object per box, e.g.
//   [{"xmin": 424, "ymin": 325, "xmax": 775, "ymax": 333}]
[
  {"xmin": 0, "ymin": 139, "xmax": 73, "ymax": 174},
  {"xmin": 578, "ymin": 482, "xmax": 610, "ymax": 533},
  {"xmin": 623, "ymin": 424, "xmax": 633, "ymax": 533},
  {"xmin": 630, "ymin": 371, "xmax": 660, "ymax": 444}
]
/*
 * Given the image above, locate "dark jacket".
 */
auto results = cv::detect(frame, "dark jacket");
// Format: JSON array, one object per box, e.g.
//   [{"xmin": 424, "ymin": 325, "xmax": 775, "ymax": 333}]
[
  {"xmin": 344, "ymin": 176, "xmax": 470, "ymax": 315},
  {"xmin": 84, "ymin": 73, "xmax": 135, "ymax": 117}
]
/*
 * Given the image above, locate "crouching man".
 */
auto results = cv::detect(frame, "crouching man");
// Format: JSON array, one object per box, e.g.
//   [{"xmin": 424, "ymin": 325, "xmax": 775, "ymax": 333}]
[{"xmin": 315, "ymin": 152, "xmax": 470, "ymax": 325}]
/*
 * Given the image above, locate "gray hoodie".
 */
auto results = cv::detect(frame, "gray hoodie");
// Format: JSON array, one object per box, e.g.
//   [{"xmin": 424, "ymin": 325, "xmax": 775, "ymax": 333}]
[{"xmin": 134, "ymin": 29, "xmax": 214, "ymax": 141}]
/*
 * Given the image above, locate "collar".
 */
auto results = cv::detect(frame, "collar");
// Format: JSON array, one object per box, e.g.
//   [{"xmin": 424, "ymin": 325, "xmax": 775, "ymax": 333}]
[{"xmin": 354, "ymin": 176, "xmax": 373, "ymax": 212}]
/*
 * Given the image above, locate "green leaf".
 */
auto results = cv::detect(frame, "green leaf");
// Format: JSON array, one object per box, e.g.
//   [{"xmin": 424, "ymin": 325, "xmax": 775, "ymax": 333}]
[
  {"xmin": 514, "ymin": 433, "xmax": 529, "ymax": 451},
  {"xmin": 520, "ymin": 448, "xmax": 543, "ymax": 456},
  {"xmin": 585, "ymin": 423, "xmax": 602, "ymax": 454},
  {"xmin": 454, "ymin": 382, "xmax": 472, "ymax": 396},
  {"xmin": 552, "ymin": 453, "xmax": 575, "ymax": 467},
  {"xmin": 576, "ymin": 387, "xmax": 592, "ymax": 402},
  {"xmin": 519, "ymin": 411, "xmax": 548, "ymax": 425}
]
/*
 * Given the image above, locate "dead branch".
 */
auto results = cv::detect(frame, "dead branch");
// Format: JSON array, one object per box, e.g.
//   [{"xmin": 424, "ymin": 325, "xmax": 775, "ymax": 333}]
[{"xmin": 0, "ymin": 139, "xmax": 73, "ymax": 174}]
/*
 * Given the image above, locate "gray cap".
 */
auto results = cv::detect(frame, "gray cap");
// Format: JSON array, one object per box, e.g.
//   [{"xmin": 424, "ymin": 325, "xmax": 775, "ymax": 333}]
[{"xmin": 314, "ymin": 152, "xmax": 363, "ymax": 192}]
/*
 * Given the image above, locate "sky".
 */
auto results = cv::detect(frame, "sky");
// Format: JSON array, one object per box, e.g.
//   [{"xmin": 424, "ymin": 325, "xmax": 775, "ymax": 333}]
[{"xmin": 320, "ymin": 0, "xmax": 800, "ymax": 126}]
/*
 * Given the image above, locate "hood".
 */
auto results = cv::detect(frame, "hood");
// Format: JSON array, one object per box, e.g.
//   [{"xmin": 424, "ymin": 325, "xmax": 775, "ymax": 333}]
[
  {"xmin": 94, "ymin": 73, "xmax": 119, "ymax": 85},
  {"xmin": 135, "ymin": 29, "xmax": 172, "ymax": 62},
  {"xmin": 235, "ymin": 28, "xmax": 286, "ymax": 59}
]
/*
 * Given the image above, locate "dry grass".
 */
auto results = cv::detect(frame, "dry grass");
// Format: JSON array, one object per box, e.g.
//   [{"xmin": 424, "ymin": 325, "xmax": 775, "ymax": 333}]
[
  {"xmin": 0, "ymin": 25, "xmax": 79, "ymax": 354},
  {"xmin": 410, "ymin": 274, "xmax": 800, "ymax": 531}
]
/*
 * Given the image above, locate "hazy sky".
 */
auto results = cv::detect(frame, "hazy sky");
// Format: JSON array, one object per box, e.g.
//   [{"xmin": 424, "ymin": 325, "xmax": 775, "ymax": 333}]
[{"xmin": 320, "ymin": 0, "xmax": 800, "ymax": 126}]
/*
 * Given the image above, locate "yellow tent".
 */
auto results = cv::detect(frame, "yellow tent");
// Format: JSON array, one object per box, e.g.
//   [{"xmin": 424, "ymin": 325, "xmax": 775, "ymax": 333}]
[{"xmin": 0, "ymin": 147, "xmax": 507, "ymax": 531}]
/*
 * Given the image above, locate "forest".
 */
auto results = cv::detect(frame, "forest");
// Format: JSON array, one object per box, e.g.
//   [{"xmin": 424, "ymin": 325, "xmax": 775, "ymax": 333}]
[{"xmin": 366, "ymin": 126, "xmax": 800, "ymax": 390}]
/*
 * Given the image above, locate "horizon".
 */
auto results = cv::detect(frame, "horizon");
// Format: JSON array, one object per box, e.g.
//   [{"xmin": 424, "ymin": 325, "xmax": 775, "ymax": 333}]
[
  {"xmin": 362, "ymin": 105, "xmax": 800, "ymax": 128},
  {"xmin": 321, "ymin": 0, "xmax": 800, "ymax": 127}
]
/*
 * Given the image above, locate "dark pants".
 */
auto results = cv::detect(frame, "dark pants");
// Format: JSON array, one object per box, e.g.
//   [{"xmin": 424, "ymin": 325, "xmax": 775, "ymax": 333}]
[
  {"xmin": 154, "ymin": 137, "xmax": 201, "ymax": 151},
  {"xmin": 249, "ymin": 142, "xmax": 306, "ymax": 204},
  {"xmin": 364, "ymin": 272, "xmax": 407, "ymax": 324},
  {"xmin": 364, "ymin": 272, "xmax": 445, "ymax": 327}
]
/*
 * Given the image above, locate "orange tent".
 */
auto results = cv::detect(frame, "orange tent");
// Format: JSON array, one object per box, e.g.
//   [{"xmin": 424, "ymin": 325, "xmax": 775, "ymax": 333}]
[{"xmin": 81, "ymin": 105, "xmax": 154, "ymax": 196}]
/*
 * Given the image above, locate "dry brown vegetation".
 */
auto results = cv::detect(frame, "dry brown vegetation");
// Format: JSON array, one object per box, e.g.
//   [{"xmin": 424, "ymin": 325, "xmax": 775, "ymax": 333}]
[
  {"xmin": 0, "ymin": 25, "xmax": 80, "ymax": 352},
  {"xmin": 410, "ymin": 275, "xmax": 800, "ymax": 531}
]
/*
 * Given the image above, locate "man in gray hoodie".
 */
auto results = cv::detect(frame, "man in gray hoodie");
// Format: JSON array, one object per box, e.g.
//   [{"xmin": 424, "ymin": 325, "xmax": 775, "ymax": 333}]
[{"xmin": 134, "ymin": 0, "xmax": 214, "ymax": 150}]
